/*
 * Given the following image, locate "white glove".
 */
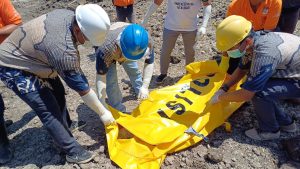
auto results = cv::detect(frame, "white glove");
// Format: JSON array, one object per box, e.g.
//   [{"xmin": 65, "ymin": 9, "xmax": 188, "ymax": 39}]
[
  {"xmin": 201, "ymin": 5, "xmax": 212, "ymax": 29},
  {"xmin": 141, "ymin": 2, "xmax": 159, "ymax": 26},
  {"xmin": 96, "ymin": 74, "xmax": 107, "ymax": 108},
  {"xmin": 138, "ymin": 86, "xmax": 149, "ymax": 99},
  {"xmin": 138, "ymin": 62, "xmax": 154, "ymax": 100},
  {"xmin": 196, "ymin": 27, "xmax": 206, "ymax": 41},
  {"xmin": 196, "ymin": 4, "xmax": 212, "ymax": 41},
  {"xmin": 100, "ymin": 110, "xmax": 115, "ymax": 125},
  {"xmin": 210, "ymin": 89, "xmax": 225, "ymax": 104},
  {"xmin": 81, "ymin": 89, "xmax": 115, "ymax": 125}
]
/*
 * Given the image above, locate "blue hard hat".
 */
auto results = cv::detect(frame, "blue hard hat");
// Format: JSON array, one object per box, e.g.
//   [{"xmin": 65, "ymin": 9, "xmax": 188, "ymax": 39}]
[{"xmin": 120, "ymin": 24, "xmax": 149, "ymax": 60}]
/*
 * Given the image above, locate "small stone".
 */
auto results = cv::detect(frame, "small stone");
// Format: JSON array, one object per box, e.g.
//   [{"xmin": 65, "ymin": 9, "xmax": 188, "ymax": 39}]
[
  {"xmin": 123, "ymin": 85, "xmax": 129, "ymax": 90},
  {"xmin": 170, "ymin": 56, "xmax": 181, "ymax": 64},
  {"xmin": 79, "ymin": 163, "xmax": 90, "ymax": 169},
  {"xmin": 197, "ymin": 150, "xmax": 207, "ymax": 158},
  {"xmin": 186, "ymin": 159, "xmax": 193, "ymax": 166},
  {"xmin": 181, "ymin": 151, "xmax": 188, "ymax": 157},
  {"xmin": 94, "ymin": 155, "xmax": 101, "ymax": 163},
  {"xmin": 33, "ymin": 119, "xmax": 39, "ymax": 124},
  {"xmin": 231, "ymin": 158, "xmax": 237, "ymax": 162},
  {"xmin": 250, "ymin": 160, "xmax": 262, "ymax": 168},
  {"xmin": 23, "ymin": 164, "xmax": 39, "ymax": 169},
  {"xmin": 165, "ymin": 156, "xmax": 175, "ymax": 166},
  {"xmin": 99, "ymin": 145, "xmax": 105, "ymax": 153},
  {"xmin": 252, "ymin": 148, "xmax": 261, "ymax": 156},
  {"xmin": 206, "ymin": 148, "xmax": 223, "ymax": 163},
  {"xmin": 180, "ymin": 162, "xmax": 186, "ymax": 167},
  {"xmin": 73, "ymin": 164, "xmax": 80, "ymax": 169}
]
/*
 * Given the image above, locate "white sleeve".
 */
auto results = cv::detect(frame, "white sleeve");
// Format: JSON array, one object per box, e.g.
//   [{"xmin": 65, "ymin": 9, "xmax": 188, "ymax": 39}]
[
  {"xmin": 201, "ymin": 5, "xmax": 212, "ymax": 28},
  {"xmin": 141, "ymin": 2, "xmax": 159, "ymax": 26},
  {"xmin": 142, "ymin": 63, "xmax": 154, "ymax": 89},
  {"xmin": 81, "ymin": 89, "xmax": 115, "ymax": 125},
  {"xmin": 96, "ymin": 74, "xmax": 108, "ymax": 108}
]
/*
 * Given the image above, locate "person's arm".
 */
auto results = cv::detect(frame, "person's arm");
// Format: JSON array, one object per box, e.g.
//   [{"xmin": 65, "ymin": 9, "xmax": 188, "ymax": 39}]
[
  {"xmin": 210, "ymin": 56, "xmax": 249, "ymax": 104},
  {"xmin": 138, "ymin": 47, "xmax": 154, "ymax": 99},
  {"xmin": 62, "ymin": 70, "xmax": 115, "ymax": 125},
  {"xmin": 263, "ymin": 0, "xmax": 282, "ymax": 31},
  {"xmin": 223, "ymin": 67, "xmax": 248, "ymax": 88},
  {"xmin": 141, "ymin": 0, "xmax": 164, "ymax": 26},
  {"xmin": 197, "ymin": 1, "xmax": 212, "ymax": 36},
  {"xmin": 0, "ymin": 24, "xmax": 20, "ymax": 35},
  {"xmin": 80, "ymin": 88, "xmax": 114, "ymax": 125},
  {"xmin": 219, "ymin": 88, "xmax": 255, "ymax": 102},
  {"xmin": 0, "ymin": 0, "xmax": 22, "ymax": 36},
  {"xmin": 96, "ymin": 73, "xmax": 108, "ymax": 108}
]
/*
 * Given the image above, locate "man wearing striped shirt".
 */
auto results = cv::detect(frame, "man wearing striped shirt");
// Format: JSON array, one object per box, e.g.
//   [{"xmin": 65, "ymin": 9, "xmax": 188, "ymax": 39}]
[
  {"xmin": 0, "ymin": 4, "xmax": 114, "ymax": 164},
  {"xmin": 211, "ymin": 15, "xmax": 299, "ymax": 141}
]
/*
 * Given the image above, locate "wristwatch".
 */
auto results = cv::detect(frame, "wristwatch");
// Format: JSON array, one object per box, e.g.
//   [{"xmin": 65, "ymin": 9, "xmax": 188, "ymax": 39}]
[{"xmin": 221, "ymin": 84, "xmax": 229, "ymax": 92}]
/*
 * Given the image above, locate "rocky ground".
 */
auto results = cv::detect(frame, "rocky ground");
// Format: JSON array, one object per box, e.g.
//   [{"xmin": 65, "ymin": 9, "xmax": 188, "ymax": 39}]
[{"xmin": 1, "ymin": 0, "xmax": 300, "ymax": 168}]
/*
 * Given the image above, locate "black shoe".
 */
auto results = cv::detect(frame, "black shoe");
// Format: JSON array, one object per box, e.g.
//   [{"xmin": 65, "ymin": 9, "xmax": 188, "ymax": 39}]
[
  {"xmin": 5, "ymin": 120, "xmax": 13, "ymax": 127},
  {"xmin": 66, "ymin": 149, "xmax": 95, "ymax": 164},
  {"xmin": 0, "ymin": 144, "xmax": 13, "ymax": 164},
  {"xmin": 155, "ymin": 74, "xmax": 167, "ymax": 84},
  {"xmin": 69, "ymin": 120, "xmax": 86, "ymax": 132}
]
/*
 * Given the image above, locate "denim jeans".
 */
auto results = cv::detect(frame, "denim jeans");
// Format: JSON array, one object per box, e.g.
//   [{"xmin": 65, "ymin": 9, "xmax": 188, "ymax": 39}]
[
  {"xmin": 252, "ymin": 78, "xmax": 300, "ymax": 132},
  {"xmin": 106, "ymin": 60, "xmax": 142, "ymax": 112},
  {"xmin": 0, "ymin": 67, "xmax": 81, "ymax": 155}
]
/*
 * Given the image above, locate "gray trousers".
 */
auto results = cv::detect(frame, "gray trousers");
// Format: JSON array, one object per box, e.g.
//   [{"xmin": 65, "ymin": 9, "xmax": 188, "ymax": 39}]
[
  {"xmin": 160, "ymin": 28, "xmax": 197, "ymax": 75},
  {"xmin": 115, "ymin": 5, "xmax": 135, "ymax": 23}
]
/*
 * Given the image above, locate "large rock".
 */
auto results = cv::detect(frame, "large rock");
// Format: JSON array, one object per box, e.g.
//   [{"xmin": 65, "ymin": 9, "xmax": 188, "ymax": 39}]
[{"xmin": 205, "ymin": 148, "xmax": 223, "ymax": 163}]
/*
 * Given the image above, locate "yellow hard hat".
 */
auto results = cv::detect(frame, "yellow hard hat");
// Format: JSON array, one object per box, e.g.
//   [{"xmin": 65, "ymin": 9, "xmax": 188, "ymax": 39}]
[{"xmin": 216, "ymin": 15, "xmax": 252, "ymax": 52}]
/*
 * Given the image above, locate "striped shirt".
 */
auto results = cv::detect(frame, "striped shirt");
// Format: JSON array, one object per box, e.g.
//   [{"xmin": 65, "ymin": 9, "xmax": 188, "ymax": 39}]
[
  {"xmin": 239, "ymin": 32, "xmax": 300, "ymax": 92},
  {"xmin": 0, "ymin": 9, "xmax": 81, "ymax": 78},
  {"xmin": 96, "ymin": 22, "xmax": 154, "ymax": 75}
]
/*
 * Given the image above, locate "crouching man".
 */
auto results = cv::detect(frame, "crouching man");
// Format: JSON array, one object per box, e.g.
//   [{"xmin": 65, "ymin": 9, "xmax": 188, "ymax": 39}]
[
  {"xmin": 211, "ymin": 15, "xmax": 299, "ymax": 141},
  {"xmin": 95, "ymin": 23, "xmax": 154, "ymax": 112}
]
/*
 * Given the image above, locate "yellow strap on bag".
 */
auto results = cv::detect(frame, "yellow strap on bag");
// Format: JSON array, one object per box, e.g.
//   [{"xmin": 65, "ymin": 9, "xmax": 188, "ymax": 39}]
[{"xmin": 105, "ymin": 57, "xmax": 245, "ymax": 169}]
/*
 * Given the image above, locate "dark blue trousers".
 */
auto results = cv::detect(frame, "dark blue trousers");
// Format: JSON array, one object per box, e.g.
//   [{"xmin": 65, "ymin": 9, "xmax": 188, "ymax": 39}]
[{"xmin": 252, "ymin": 78, "xmax": 300, "ymax": 132}]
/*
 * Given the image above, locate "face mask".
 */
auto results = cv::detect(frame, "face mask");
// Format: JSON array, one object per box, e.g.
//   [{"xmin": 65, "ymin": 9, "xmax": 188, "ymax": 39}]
[
  {"xmin": 227, "ymin": 48, "xmax": 246, "ymax": 58},
  {"xmin": 81, "ymin": 40, "xmax": 92, "ymax": 48}
]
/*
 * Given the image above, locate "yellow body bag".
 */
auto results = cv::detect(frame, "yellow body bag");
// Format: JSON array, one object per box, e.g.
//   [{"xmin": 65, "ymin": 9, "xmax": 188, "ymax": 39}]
[{"xmin": 105, "ymin": 57, "xmax": 244, "ymax": 169}]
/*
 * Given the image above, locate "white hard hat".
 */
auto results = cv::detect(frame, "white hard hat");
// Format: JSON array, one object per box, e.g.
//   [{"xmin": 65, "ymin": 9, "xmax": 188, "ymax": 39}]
[{"xmin": 75, "ymin": 4, "xmax": 110, "ymax": 46}]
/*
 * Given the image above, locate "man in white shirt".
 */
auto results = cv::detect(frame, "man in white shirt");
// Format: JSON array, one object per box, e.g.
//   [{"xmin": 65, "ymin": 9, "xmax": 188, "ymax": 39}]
[{"xmin": 142, "ymin": 0, "xmax": 212, "ymax": 83}]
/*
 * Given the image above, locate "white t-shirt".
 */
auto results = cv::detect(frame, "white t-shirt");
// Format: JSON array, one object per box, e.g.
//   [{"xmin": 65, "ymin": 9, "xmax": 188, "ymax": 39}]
[{"xmin": 164, "ymin": 0, "xmax": 201, "ymax": 31}]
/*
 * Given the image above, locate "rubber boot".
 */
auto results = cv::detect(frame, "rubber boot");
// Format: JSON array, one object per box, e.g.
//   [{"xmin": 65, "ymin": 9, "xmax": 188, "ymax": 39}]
[{"xmin": 0, "ymin": 122, "xmax": 13, "ymax": 164}]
